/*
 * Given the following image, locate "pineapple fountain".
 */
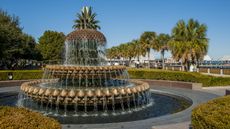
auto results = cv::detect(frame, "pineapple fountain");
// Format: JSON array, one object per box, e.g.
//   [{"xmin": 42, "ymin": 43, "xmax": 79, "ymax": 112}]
[{"xmin": 18, "ymin": 29, "xmax": 151, "ymax": 117}]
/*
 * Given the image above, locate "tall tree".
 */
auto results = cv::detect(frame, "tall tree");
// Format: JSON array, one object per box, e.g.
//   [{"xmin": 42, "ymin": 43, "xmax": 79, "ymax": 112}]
[
  {"xmin": 169, "ymin": 19, "xmax": 208, "ymax": 71},
  {"xmin": 72, "ymin": 6, "xmax": 100, "ymax": 30},
  {"xmin": 140, "ymin": 31, "xmax": 157, "ymax": 67},
  {"xmin": 156, "ymin": 33, "xmax": 171, "ymax": 69},
  {"xmin": 21, "ymin": 34, "xmax": 42, "ymax": 60},
  {"xmin": 37, "ymin": 30, "xmax": 65, "ymax": 61},
  {"xmin": 131, "ymin": 39, "xmax": 143, "ymax": 61},
  {"xmin": 0, "ymin": 9, "xmax": 41, "ymax": 69}
]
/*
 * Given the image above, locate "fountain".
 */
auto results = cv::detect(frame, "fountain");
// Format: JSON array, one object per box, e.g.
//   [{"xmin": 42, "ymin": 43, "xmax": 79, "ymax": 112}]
[{"xmin": 18, "ymin": 29, "xmax": 151, "ymax": 116}]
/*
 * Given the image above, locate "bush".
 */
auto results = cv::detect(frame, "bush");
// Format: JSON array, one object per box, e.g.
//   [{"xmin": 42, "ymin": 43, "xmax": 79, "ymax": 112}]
[
  {"xmin": 1, "ymin": 69, "xmax": 230, "ymax": 87},
  {"xmin": 128, "ymin": 68, "xmax": 230, "ymax": 87},
  {"xmin": 0, "ymin": 70, "xmax": 43, "ymax": 81},
  {"xmin": 192, "ymin": 95, "xmax": 230, "ymax": 129},
  {"xmin": 0, "ymin": 106, "xmax": 61, "ymax": 129}
]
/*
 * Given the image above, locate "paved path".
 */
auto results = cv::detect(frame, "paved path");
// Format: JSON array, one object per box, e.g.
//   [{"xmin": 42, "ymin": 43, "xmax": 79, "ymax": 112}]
[
  {"xmin": 152, "ymin": 121, "xmax": 191, "ymax": 129},
  {"xmin": 0, "ymin": 86, "xmax": 19, "ymax": 93},
  {"xmin": 201, "ymin": 86, "xmax": 230, "ymax": 96},
  {"xmin": 201, "ymin": 72, "xmax": 230, "ymax": 77}
]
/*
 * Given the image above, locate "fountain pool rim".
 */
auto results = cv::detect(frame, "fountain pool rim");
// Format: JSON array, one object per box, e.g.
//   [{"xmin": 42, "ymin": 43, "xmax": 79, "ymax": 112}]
[{"xmin": 0, "ymin": 87, "xmax": 193, "ymax": 124}]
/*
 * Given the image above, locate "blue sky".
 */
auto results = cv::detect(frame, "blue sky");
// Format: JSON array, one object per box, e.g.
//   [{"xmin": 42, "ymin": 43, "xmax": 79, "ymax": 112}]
[{"xmin": 1, "ymin": 0, "xmax": 230, "ymax": 59}]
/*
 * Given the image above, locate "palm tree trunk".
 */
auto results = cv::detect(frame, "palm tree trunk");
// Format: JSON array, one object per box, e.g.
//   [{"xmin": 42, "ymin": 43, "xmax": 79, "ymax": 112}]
[
  {"xmin": 148, "ymin": 50, "xmax": 150, "ymax": 68},
  {"xmin": 129, "ymin": 57, "xmax": 132, "ymax": 67},
  {"xmin": 161, "ymin": 50, "xmax": 165, "ymax": 69}
]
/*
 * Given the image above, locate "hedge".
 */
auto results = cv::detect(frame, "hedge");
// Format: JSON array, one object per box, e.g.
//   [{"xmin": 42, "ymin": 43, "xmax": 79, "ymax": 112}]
[
  {"xmin": 192, "ymin": 95, "xmax": 230, "ymax": 129},
  {"xmin": 0, "ymin": 106, "xmax": 61, "ymax": 129},
  {"xmin": 128, "ymin": 68, "xmax": 230, "ymax": 87},
  {"xmin": 0, "ymin": 70, "xmax": 43, "ymax": 81},
  {"xmin": 1, "ymin": 69, "xmax": 230, "ymax": 87}
]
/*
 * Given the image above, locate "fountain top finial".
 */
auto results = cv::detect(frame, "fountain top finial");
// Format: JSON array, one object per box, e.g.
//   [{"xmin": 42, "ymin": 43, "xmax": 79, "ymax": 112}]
[{"xmin": 66, "ymin": 29, "xmax": 106, "ymax": 43}]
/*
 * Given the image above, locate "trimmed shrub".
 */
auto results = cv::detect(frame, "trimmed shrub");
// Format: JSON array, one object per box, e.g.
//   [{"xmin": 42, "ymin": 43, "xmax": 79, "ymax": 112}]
[
  {"xmin": 128, "ymin": 68, "xmax": 230, "ymax": 87},
  {"xmin": 0, "ymin": 106, "xmax": 61, "ymax": 129},
  {"xmin": 192, "ymin": 95, "xmax": 230, "ymax": 129},
  {"xmin": 1, "ymin": 69, "xmax": 230, "ymax": 87},
  {"xmin": 0, "ymin": 70, "xmax": 43, "ymax": 81}
]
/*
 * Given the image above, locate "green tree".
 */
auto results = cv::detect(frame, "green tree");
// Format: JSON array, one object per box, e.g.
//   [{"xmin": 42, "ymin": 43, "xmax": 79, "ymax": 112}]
[
  {"xmin": 72, "ymin": 6, "xmax": 100, "ymax": 30},
  {"xmin": 169, "ymin": 19, "xmax": 208, "ymax": 71},
  {"xmin": 21, "ymin": 34, "xmax": 42, "ymax": 60},
  {"xmin": 140, "ymin": 31, "xmax": 157, "ymax": 67},
  {"xmin": 37, "ymin": 30, "xmax": 65, "ymax": 61},
  {"xmin": 131, "ymin": 39, "xmax": 143, "ymax": 61},
  {"xmin": 156, "ymin": 33, "xmax": 171, "ymax": 69},
  {"xmin": 0, "ymin": 9, "xmax": 41, "ymax": 69}
]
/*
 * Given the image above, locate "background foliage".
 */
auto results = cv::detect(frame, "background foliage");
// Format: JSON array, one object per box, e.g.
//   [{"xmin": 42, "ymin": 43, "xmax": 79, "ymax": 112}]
[
  {"xmin": 37, "ymin": 30, "xmax": 65, "ymax": 61},
  {"xmin": 0, "ymin": 10, "xmax": 42, "ymax": 69}
]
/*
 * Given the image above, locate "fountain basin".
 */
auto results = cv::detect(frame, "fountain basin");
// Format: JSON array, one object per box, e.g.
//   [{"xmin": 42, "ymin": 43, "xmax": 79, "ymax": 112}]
[{"xmin": 0, "ymin": 89, "xmax": 192, "ymax": 124}]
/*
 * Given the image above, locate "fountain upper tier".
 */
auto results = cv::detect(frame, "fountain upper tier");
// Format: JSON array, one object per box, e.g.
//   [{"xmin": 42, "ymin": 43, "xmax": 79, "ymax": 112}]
[
  {"xmin": 65, "ymin": 29, "xmax": 107, "ymax": 66},
  {"xmin": 66, "ymin": 29, "xmax": 106, "ymax": 43}
]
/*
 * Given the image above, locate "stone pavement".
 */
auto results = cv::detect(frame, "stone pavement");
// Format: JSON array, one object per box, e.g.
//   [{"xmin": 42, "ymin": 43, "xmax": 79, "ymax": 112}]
[
  {"xmin": 201, "ymin": 86, "xmax": 230, "ymax": 96},
  {"xmin": 201, "ymin": 72, "xmax": 230, "ymax": 77},
  {"xmin": 152, "ymin": 121, "xmax": 191, "ymax": 129}
]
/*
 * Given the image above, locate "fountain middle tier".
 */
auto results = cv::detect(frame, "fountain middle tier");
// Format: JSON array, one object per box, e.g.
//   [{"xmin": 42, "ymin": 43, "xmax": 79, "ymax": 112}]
[
  {"xmin": 45, "ymin": 65, "xmax": 127, "ymax": 78},
  {"xmin": 43, "ymin": 65, "xmax": 130, "ymax": 88}
]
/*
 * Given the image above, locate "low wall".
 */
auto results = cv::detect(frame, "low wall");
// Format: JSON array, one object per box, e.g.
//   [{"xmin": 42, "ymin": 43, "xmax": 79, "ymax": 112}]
[{"xmin": 137, "ymin": 79, "xmax": 202, "ymax": 90}]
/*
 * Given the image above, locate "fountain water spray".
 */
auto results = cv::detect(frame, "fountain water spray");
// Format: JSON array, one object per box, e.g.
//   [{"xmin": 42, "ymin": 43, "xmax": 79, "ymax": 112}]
[{"xmin": 19, "ymin": 29, "xmax": 152, "ymax": 116}]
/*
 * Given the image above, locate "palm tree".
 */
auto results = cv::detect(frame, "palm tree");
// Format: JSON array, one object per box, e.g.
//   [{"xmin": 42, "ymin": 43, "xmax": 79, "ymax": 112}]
[
  {"xmin": 156, "ymin": 33, "xmax": 171, "ymax": 69},
  {"xmin": 169, "ymin": 19, "xmax": 208, "ymax": 71},
  {"xmin": 72, "ymin": 6, "xmax": 100, "ymax": 30},
  {"xmin": 131, "ymin": 39, "xmax": 142, "ymax": 61},
  {"xmin": 140, "ymin": 32, "xmax": 157, "ymax": 68}
]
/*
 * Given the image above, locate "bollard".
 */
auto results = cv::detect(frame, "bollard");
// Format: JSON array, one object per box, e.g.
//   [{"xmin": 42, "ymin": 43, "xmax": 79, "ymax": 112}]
[
  {"xmin": 207, "ymin": 68, "xmax": 210, "ymax": 74},
  {"xmin": 220, "ymin": 69, "xmax": 223, "ymax": 75}
]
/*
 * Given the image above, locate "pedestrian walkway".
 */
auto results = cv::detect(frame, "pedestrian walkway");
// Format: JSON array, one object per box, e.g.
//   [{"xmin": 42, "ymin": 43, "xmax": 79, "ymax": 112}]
[
  {"xmin": 201, "ymin": 86, "xmax": 230, "ymax": 96},
  {"xmin": 152, "ymin": 121, "xmax": 191, "ymax": 129},
  {"xmin": 201, "ymin": 72, "xmax": 230, "ymax": 77}
]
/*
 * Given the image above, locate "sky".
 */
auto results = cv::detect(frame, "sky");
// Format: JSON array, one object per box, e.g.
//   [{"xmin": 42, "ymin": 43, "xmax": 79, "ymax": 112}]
[{"xmin": 1, "ymin": 0, "xmax": 230, "ymax": 59}]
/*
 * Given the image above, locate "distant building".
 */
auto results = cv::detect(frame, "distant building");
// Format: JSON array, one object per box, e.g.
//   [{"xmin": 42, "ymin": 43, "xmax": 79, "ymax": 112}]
[
  {"xmin": 219, "ymin": 55, "xmax": 230, "ymax": 61},
  {"xmin": 203, "ymin": 55, "xmax": 212, "ymax": 61}
]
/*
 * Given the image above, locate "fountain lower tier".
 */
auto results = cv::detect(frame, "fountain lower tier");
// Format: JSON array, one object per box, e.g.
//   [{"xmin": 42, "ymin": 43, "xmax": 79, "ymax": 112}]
[{"xmin": 20, "ymin": 80, "xmax": 150, "ymax": 106}]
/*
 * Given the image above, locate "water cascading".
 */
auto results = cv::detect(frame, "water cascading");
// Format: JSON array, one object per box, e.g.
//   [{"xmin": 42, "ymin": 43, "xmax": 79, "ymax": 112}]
[{"xmin": 18, "ymin": 29, "xmax": 152, "ymax": 116}]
